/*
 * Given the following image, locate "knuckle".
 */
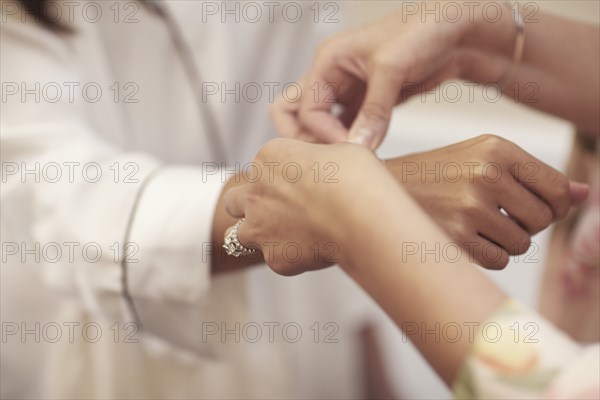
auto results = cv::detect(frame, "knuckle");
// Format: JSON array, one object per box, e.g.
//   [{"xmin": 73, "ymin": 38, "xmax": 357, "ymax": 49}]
[
  {"xmin": 510, "ymin": 232, "xmax": 531, "ymax": 255},
  {"xmin": 372, "ymin": 52, "xmax": 398, "ymax": 71},
  {"xmin": 477, "ymin": 134, "xmax": 507, "ymax": 156},
  {"xmin": 532, "ymin": 204, "xmax": 553, "ymax": 233},
  {"xmin": 461, "ymin": 196, "xmax": 483, "ymax": 221},
  {"xmin": 371, "ymin": 48, "xmax": 409, "ymax": 76},
  {"xmin": 479, "ymin": 133, "xmax": 503, "ymax": 144},
  {"xmin": 481, "ymin": 248, "xmax": 509, "ymax": 270}
]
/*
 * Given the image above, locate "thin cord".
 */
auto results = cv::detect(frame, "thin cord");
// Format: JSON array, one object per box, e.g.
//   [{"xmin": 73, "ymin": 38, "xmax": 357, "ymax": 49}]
[
  {"xmin": 144, "ymin": 0, "xmax": 228, "ymax": 162},
  {"xmin": 120, "ymin": 1, "xmax": 228, "ymax": 328}
]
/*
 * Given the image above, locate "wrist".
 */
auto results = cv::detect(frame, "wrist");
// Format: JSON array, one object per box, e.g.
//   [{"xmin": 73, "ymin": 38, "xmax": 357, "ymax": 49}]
[
  {"xmin": 458, "ymin": 1, "xmax": 519, "ymax": 84},
  {"xmin": 467, "ymin": 2, "xmax": 517, "ymax": 53},
  {"xmin": 312, "ymin": 146, "xmax": 388, "ymax": 267},
  {"xmin": 331, "ymin": 173, "xmax": 405, "ymax": 271}
]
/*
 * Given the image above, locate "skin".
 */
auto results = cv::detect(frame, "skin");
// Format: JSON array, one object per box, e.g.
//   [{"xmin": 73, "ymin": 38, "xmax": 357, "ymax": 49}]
[
  {"xmin": 212, "ymin": 0, "xmax": 598, "ymax": 388},
  {"xmin": 222, "ymin": 138, "xmax": 587, "ymax": 384},
  {"xmin": 271, "ymin": 3, "xmax": 600, "ymax": 147},
  {"xmin": 211, "ymin": 2, "xmax": 596, "ymax": 276},
  {"xmin": 386, "ymin": 134, "xmax": 587, "ymax": 269},
  {"xmin": 211, "ymin": 134, "xmax": 587, "ymax": 273}
]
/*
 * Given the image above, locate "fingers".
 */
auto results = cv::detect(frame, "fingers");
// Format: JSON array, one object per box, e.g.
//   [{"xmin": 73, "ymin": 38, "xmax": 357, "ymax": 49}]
[
  {"xmin": 477, "ymin": 210, "xmax": 532, "ymax": 256},
  {"xmin": 569, "ymin": 181, "xmax": 590, "ymax": 205},
  {"xmin": 348, "ymin": 67, "xmax": 403, "ymax": 149},
  {"xmin": 508, "ymin": 147, "xmax": 573, "ymax": 220},
  {"xmin": 478, "ymin": 136, "xmax": 587, "ymax": 223},
  {"xmin": 464, "ymin": 235, "xmax": 510, "ymax": 270},
  {"xmin": 297, "ymin": 75, "xmax": 349, "ymax": 143},
  {"xmin": 223, "ymin": 185, "xmax": 249, "ymax": 219},
  {"xmin": 236, "ymin": 218, "xmax": 257, "ymax": 251},
  {"xmin": 270, "ymin": 95, "xmax": 302, "ymax": 139},
  {"xmin": 497, "ymin": 177, "xmax": 553, "ymax": 235},
  {"xmin": 223, "ymin": 186, "xmax": 259, "ymax": 252}
]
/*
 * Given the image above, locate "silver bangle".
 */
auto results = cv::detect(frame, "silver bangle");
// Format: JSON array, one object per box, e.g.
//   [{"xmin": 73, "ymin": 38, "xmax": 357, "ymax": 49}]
[{"xmin": 499, "ymin": 2, "xmax": 526, "ymax": 89}]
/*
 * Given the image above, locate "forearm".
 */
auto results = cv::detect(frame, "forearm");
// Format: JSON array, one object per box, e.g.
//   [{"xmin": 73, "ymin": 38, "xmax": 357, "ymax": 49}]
[
  {"xmin": 336, "ymin": 184, "xmax": 507, "ymax": 384},
  {"xmin": 211, "ymin": 175, "xmax": 264, "ymax": 274},
  {"xmin": 463, "ymin": 7, "xmax": 599, "ymax": 135}
]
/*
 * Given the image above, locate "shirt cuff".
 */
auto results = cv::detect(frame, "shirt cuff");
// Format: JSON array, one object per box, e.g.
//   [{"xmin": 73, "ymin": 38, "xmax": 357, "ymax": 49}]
[{"xmin": 127, "ymin": 165, "xmax": 225, "ymax": 305}]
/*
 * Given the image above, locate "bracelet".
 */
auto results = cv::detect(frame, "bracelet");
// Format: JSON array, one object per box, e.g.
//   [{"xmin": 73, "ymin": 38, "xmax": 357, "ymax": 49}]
[{"xmin": 499, "ymin": 2, "xmax": 526, "ymax": 89}]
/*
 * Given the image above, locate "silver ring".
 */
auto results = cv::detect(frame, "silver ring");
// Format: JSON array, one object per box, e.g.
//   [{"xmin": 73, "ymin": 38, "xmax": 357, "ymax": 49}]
[{"xmin": 223, "ymin": 218, "xmax": 257, "ymax": 257}]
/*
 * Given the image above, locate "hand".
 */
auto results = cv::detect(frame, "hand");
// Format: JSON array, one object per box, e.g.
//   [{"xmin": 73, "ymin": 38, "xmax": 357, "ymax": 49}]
[
  {"xmin": 271, "ymin": 4, "xmax": 514, "ymax": 148},
  {"xmin": 385, "ymin": 134, "xmax": 589, "ymax": 269},
  {"xmin": 223, "ymin": 138, "xmax": 391, "ymax": 276}
]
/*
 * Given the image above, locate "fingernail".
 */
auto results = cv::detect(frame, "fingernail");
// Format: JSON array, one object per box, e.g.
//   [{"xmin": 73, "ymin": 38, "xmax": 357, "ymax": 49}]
[{"xmin": 347, "ymin": 127, "xmax": 375, "ymax": 148}]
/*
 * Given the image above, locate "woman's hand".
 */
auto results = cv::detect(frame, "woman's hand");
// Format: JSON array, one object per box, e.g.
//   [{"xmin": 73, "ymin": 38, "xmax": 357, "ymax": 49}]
[
  {"xmin": 271, "ymin": 3, "xmax": 516, "ymax": 148},
  {"xmin": 273, "ymin": 4, "xmax": 599, "ymax": 145},
  {"xmin": 222, "ymin": 138, "xmax": 393, "ymax": 276},
  {"xmin": 223, "ymin": 136, "xmax": 589, "ymax": 274},
  {"xmin": 384, "ymin": 134, "xmax": 589, "ymax": 269}
]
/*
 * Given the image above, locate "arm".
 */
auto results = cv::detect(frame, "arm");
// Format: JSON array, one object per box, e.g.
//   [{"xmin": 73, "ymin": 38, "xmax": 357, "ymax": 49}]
[
  {"xmin": 271, "ymin": 2, "xmax": 600, "ymax": 147},
  {"xmin": 335, "ymin": 173, "xmax": 506, "ymax": 383},
  {"xmin": 224, "ymin": 138, "xmax": 595, "ymax": 390},
  {"xmin": 340, "ymin": 203, "xmax": 598, "ymax": 395},
  {"xmin": 463, "ymin": 7, "xmax": 600, "ymax": 137}
]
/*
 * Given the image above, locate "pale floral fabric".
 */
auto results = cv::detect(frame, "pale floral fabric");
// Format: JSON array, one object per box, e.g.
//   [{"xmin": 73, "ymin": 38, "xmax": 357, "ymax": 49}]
[{"xmin": 453, "ymin": 300, "xmax": 600, "ymax": 399}]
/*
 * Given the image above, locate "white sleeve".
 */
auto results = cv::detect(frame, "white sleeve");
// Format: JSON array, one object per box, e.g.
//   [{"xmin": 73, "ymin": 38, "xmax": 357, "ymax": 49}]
[
  {"xmin": 127, "ymin": 166, "xmax": 224, "ymax": 305},
  {"xmin": 0, "ymin": 12, "xmax": 223, "ymax": 350}
]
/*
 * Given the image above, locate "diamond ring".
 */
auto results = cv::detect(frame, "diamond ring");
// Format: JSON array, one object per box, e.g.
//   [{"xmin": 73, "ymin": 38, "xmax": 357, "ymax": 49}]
[{"xmin": 223, "ymin": 218, "xmax": 257, "ymax": 257}]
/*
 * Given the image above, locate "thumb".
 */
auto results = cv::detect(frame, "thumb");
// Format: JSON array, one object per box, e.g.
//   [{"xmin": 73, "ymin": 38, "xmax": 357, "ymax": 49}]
[
  {"xmin": 569, "ymin": 180, "xmax": 590, "ymax": 206},
  {"xmin": 348, "ymin": 70, "xmax": 401, "ymax": 149}
]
